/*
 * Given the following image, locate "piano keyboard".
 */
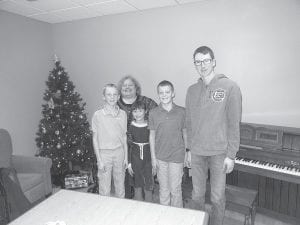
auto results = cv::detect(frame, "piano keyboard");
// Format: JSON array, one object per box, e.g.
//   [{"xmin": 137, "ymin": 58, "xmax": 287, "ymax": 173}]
[
  {"xmin": 235, "ymin": 157, "xmax": 300, "ymax": 176},
  {"xmin": 235, "ymin": 157, "xmax": 300, "ymax": 184}
]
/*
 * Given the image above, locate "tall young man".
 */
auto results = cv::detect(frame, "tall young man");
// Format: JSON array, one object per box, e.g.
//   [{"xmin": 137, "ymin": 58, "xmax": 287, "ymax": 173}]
[{"xmin": 185, "ymin": 46, "xmax": 242, "ymax": 225}]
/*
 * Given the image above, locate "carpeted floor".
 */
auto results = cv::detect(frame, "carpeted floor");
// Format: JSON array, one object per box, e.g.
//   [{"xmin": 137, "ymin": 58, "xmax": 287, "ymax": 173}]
[{"xmin": 152, "ymin": 173, "xmax": 294, "ymax": 225}]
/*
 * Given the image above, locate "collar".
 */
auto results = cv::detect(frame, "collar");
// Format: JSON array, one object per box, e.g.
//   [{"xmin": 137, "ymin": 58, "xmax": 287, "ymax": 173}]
[
  {"xmin": 131, "ymin": 121, "xmax": 148, "ymax": 127},
  {"xmin": 158, "ymin": 103, "xmax": 176, "ymax": 112},
  {"xmin": 102, "ymin": 105, "xmax": 120, "ymax": 117}
]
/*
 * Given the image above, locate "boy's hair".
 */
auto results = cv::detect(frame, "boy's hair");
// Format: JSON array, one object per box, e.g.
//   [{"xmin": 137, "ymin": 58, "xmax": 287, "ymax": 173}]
[
  {"xmin": 118, "ymin": 75, "xmax": 142, "ymax": 96},
  {"xmin": 193, "ymin": 46, "xmax": 215, "ymax": 60},
  {"xmin": 157, "ymin": 80, "xmax": 174, "ymax": 93},
  {"xmin": 132, "ymin": 100, "xmax": 147, "ymax": 111},
  {"xmin": 102, "ymin": 83, "xmax": 119, "ymax": 95}
]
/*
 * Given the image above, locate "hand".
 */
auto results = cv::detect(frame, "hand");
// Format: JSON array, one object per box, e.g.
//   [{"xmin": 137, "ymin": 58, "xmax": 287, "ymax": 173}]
[
  {"xmin": 223, "ymin": 157, "xmax": 235, "ymax": 174},
  {"xmin": 184, "ymin": 151, "xmax": 191, "ymax": 168},
  {"xmin": 97, "ymin": 161, "xmax": 106, "ymax": 173},
  {"xmin": 152, "ymin": 159, "xmax": 157, "ymax": 176},
  {"xmin": 127, "ymin": 163, "xmax": 134, "ymax": 176}
]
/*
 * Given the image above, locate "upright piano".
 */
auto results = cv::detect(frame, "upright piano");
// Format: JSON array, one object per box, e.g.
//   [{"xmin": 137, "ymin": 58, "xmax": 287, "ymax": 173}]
[{"xmin": 228, "ymin": 123, "xmax": 300, "ymax": 221}]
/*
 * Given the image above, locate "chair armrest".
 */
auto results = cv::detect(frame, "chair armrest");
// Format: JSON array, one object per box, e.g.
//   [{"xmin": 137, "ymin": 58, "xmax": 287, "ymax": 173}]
[
  {"xmin": 12, "ymin": 155, "xmax": 52, "ymax": 173},
  {"xmin": 12, "ymin": 155, "xmax": 53, "ymax": 195}
]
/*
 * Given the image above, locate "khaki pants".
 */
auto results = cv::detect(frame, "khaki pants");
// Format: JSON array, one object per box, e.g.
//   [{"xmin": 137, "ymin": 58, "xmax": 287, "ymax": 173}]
[
  {"xmin": 156, "ymin": 159, "xmax": 183, "ymax": 207},
  {"xmin": 97, "ymin": 147, "xmax": 125, "ymax": 198}
]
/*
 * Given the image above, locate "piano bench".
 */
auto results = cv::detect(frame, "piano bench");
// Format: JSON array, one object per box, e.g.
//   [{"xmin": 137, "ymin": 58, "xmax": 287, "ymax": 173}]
[{"xmin": 225, "ymin": 184, "xmax": 258, "ymax": 225}]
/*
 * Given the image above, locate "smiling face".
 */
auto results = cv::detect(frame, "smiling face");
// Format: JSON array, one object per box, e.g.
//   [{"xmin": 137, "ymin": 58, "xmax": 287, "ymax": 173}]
[
  {"xmin": 194, "ymin": 52, "xmax": 216, "ymax": 79},
  {"xmin": 132, "ymin": 108, "xmax": 146, "ymax": 123},
  {"xmin": 121, "ymin": 78, "xmax": 137, "ymax": 99},
  {"xmin": 158, "ymin": 85, "xmax": 174, "ymax": 105},
  {"xmin": 103, "ymin": 86, "xmax": 119, "ymax": 106}
]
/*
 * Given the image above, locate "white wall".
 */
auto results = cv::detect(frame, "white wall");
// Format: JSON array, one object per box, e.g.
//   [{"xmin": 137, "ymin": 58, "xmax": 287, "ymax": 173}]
[
  {"xmin": 1, "ymin": 0, "xmax": 300, "ymax": 156},
  {"xmin": 52, "ymin": 0, "xmax": 300, "ymax": 128},
  {"xmin": 0, "ymin": 10, "xmax": 53, "ymax": 155}
]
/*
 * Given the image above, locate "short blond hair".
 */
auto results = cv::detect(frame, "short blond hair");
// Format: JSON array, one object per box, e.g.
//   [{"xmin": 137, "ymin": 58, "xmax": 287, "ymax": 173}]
[{"xmin": 102, "ymin": 83, "xmax": 119, "ymax": 95}]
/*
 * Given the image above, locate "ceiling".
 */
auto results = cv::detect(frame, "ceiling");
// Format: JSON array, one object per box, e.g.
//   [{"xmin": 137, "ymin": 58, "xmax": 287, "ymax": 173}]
[{"xmin": 0, "ymin": 0, "xmax": 205, "ymax": 24}]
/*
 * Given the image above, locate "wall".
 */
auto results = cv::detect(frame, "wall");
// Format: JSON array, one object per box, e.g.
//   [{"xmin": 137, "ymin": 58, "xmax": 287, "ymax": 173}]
[
  {"xmin": 1, "ymin": 0, "xmax": 299, "ymax": 156},
  {"xmin": 52, "ymin": 0, "xmax": 300, "ymax": 128},
  {"xmin": 0, "ymin": 10, "xmax": 53, "ymax": 155}
]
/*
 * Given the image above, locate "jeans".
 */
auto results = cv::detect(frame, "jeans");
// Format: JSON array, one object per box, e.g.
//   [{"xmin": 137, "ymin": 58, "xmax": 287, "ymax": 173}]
[
  {"xmin": 97, "ymin": 146, "xmax": 125, "ymax": 198},
  {"xmin": 156, "ymin": 159, "xmax": 183, "ymax": 207},
  {"xmin": 191, "ymin": 153, "xmax": 226, "ymax": 225}
]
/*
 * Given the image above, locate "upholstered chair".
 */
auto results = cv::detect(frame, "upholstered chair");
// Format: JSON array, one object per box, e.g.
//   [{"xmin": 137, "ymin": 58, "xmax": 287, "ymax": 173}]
[{"xmin": 0, "ymin": 128, "xmax": 52, "ymax": 203}]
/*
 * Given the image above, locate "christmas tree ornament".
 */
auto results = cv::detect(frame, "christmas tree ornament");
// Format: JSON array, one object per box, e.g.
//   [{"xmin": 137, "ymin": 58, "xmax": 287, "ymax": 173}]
[
  {"xmin": 76, "ymin": 149, "xmax": 82, "ymax": 155},
  {"xmin": 47, "ymin": 97, "xmax": 55, "ymax": 109},
  {"xmin": 56, "ymin": 143, "xmax": 61, "ymax": 149},
  {"xmin": 55, "ymin": 130, "xmax": 59, "ymax": 135}
]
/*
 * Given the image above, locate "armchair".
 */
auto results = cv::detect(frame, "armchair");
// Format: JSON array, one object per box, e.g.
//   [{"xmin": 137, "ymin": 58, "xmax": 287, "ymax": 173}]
[{"xmin": 0, "ymin": 128, "xmax": 52, "ymax": 204}]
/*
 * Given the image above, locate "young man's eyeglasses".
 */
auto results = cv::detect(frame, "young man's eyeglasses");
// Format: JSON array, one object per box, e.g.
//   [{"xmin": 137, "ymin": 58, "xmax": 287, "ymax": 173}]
[{"xmin": 194, "ymin": 59, "xmax": 212, "ymax": 66}]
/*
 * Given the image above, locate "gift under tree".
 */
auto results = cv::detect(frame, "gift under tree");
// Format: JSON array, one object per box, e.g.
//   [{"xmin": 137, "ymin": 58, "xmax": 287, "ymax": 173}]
[{"xmin": 36, "ymin": 57, "xmax": 95, "ymax": 186}]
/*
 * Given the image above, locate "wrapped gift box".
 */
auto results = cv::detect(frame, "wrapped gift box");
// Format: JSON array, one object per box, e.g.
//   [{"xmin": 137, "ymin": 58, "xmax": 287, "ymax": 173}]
[{"xmin": 64, "ymin": 173, "xmax": 89, "ymax": 189}]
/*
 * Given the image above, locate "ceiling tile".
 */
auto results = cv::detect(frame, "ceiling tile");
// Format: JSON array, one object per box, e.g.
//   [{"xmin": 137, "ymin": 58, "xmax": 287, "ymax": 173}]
[
  {"xmin": 70, "ymin": 0, "xmax": 110, "ymax": 6},
  {"xmin": 0, "ymin": 0, "xmax": 43, "ymax": 16},
  {"xmin": 89, "ymin": 0, "xmax": 137, "ymax": 15},
  {"xmin": 29, "ymin": 12, "xmax": 65, "ymax": 24},
  {"xmin": 176, "ymin": 0, "xmax": 207, "ymax": 4},
  {"xmin": 13, "ymin": 0, "xmax": 78, "ymax": 12},
  {"xmin": 51, "ymin": 6, "xmax": 101, "ymax": 22},
  {"xmin": 126, "ymin": 0, "xmax": 177, "ymax": 10},
  {"xmin": 0, "ymin": 0, "xmax": 205, "ymax": 23}
]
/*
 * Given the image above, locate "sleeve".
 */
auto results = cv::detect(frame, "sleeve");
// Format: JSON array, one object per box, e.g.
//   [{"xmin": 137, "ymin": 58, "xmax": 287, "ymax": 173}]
[
  {"xmin": 123, "ymin": 111, "xmax": 127, "ymax": 133},
  {"xmin": 144, "ymin": 96, "xmax": 158, "ymax": 121},
  {"xmin": 185, "ymin": 89, "xmax": 192, "ymax": 149},
  {"xmin": 148, "ymin": 109, "xmax": 156, "ymax": 130},
  {"xmin": 182, "ymin": 108, "xmax": 186, "ymax": 129},
  {"xmin": 147, "ymin": 98, "xmax": 158, "ymax": 110},
  {"xmin": 226, "ymin": 84, "xmax": 242, "ymax": 159},
  {"xmin": 91, "ymin": 113, "xmax": 97, "ymax": 133},
  {"xmin": 127, "ymin": 125, "xmax": 133, "ymax": 164},
  {"xmin": 91, "ymin": 112, "xmax": 100, "ymax": 152}
]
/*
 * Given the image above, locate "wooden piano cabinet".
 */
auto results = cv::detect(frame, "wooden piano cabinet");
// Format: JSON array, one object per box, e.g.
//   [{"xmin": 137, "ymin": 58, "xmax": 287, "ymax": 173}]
[
  {"xmin": 233, "ymin": 123, "xmax": 300, "ymax": 224},
  {"xmin": 227, "ymin": 171, "xmax": 300, "ymax": 223}
]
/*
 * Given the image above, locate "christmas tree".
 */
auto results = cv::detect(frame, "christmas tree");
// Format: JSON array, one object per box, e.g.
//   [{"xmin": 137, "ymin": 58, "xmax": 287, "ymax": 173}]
[{"xmin": 36, "ymin": 58, "xmax": 95, "ymax": 182}]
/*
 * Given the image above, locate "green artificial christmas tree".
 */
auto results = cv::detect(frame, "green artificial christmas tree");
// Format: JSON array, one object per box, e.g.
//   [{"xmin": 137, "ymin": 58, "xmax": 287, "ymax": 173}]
[{"xmin": 36, "ymin": 58, "xmax": 95, "ymax": 185}]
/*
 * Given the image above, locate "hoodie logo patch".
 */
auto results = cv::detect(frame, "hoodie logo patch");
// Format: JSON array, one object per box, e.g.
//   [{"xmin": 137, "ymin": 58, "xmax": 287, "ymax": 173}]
[{"xmin": 212, "ymin": 89, "xmax": 226, "ymax": 102}]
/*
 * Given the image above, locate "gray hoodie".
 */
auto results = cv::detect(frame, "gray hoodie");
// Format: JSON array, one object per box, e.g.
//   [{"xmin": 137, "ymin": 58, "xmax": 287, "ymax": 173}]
[{"xmin": 185, "ymin": 74, "xmax": 242, "ymax": 159}]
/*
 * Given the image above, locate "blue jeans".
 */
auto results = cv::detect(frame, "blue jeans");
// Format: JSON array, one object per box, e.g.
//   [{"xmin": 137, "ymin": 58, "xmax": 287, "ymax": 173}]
[{"xmin": 191, "ymin": 154, "xmax": 226, "ymax": 225}]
